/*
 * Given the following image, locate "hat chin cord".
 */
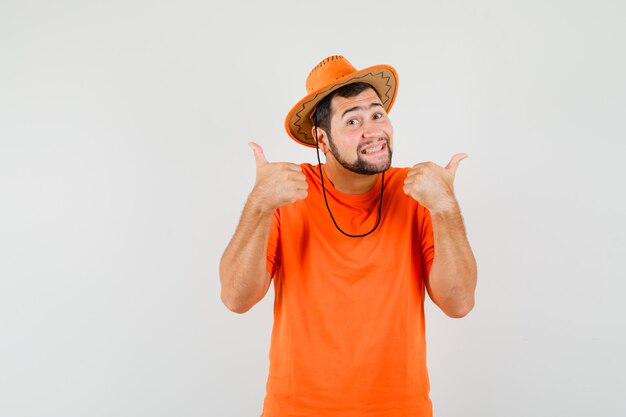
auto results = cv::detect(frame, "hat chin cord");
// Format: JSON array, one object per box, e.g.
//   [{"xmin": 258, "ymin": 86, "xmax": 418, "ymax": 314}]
[{"xmin": 313, "ymin": 116, "xmax": 385, "ymax": 238}]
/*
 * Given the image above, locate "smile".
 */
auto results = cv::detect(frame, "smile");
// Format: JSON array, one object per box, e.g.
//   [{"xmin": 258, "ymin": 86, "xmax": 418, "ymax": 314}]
[{"xmin": 361, "ymin": 141, "xmax": 387, "ymax": 155}]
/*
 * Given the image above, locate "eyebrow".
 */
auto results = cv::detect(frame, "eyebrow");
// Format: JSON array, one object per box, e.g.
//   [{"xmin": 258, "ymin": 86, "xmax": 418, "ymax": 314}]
[{"xmin": 341, "ymin": 102, "xmax": 384, "ymax": 119}]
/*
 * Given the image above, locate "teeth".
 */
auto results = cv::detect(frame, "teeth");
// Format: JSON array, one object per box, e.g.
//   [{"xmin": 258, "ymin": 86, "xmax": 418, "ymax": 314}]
[{"xmin": 365, "ymin": 145, "xmax": 383, "ymax": 154}]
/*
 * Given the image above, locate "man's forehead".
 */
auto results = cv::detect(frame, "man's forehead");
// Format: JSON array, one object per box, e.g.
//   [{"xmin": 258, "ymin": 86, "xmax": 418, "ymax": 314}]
[{"xmin": 330, "ymin": 88, "xmax": 383, "ymax": 116}]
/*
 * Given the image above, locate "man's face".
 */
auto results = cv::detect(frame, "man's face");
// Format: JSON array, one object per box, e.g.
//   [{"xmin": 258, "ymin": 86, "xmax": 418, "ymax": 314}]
[{"xmin": 326, "ymin": 88, "xmax": 394, "ymax": 175}]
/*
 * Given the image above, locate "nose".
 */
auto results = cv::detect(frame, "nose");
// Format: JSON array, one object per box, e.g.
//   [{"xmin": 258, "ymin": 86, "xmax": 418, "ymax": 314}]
[{"xmin": 361, "ymin": 119, "xmax": 384, "ymax": 139}]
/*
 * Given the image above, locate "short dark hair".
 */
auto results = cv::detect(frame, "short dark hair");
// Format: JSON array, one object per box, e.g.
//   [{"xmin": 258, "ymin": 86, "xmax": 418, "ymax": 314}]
[{"xmin": 312, "ymin": 82, "xmax": 381, "ymax": 140}]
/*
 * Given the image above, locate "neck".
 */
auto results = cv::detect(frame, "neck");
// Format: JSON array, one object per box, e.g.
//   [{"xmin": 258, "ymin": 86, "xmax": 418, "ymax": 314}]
[{"xmin": 322, "ymin": 158, "xmax": 379, "ymax": 194}]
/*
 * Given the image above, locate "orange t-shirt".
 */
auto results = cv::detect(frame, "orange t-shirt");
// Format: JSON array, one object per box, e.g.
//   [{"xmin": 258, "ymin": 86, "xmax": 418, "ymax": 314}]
[{"xmin": 262, "ymin": 163, "xmax": 435, "ymax": 417}]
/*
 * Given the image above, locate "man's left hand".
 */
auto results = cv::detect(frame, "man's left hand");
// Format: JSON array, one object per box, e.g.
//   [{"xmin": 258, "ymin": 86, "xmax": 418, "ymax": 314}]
[{"xmin": 403, "ymin": 153, "xmax": 468, "ymax": 213}]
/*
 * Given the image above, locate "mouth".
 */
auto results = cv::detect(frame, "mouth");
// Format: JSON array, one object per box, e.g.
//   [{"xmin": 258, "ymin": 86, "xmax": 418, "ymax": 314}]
[{"xmin": 360, "ymin": 140, "xmax": 388, "ymax": 156}]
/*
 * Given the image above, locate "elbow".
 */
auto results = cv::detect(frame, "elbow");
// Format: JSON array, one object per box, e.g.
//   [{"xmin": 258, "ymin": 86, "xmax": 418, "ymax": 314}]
[
  {"xmin": 220, "ymin": 290, "xmax": 253, "ymax": 314},
  {"xmin": 219, "ymin": 271, "xmax": 263, "ymax": 314},
  {"xmin": 442, "ymin": 269, "xmax": 477, "ymax": 319},
  {"xmin": 219, "ymin": 262, "xmax": 252, "ymax": 314},
  {"xmin": 443, "ymin": 297, "xmax": 475, "ymax": 319},
  {"xmin": 219, "ymin": 259, "xmax": 270, "ymax": 314},
  {"xmin": 225, "ymin": 303, "xmax": 252, "ymax": 314}
]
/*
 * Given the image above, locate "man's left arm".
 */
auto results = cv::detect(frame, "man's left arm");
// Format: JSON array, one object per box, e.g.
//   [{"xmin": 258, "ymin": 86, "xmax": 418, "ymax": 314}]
[{"xmin": 404, "ymin": 154, "xmax": 478, "ymax": 318}]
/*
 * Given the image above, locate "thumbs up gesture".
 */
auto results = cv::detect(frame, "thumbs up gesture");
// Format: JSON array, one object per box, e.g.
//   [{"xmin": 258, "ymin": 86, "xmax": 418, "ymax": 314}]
[
  {"xmin": 248, "ymin": 142, "xmax": 309, "ymax": 211},
  {"xmin": 403, "ymin": 153, "xmax": 468, "ymax": 213}
]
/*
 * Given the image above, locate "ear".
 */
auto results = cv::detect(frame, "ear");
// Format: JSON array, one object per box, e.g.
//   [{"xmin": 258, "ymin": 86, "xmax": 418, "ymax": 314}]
[{"xmin": 311, "ymin": 126, "xmax": 331, "ymax": 154}]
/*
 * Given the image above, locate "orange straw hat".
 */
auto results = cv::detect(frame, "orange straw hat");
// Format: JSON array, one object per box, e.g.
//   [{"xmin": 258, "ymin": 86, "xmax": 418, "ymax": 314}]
[{"xmin": 285, "ymin": 55, "xmax": 399, "ymax": 148}]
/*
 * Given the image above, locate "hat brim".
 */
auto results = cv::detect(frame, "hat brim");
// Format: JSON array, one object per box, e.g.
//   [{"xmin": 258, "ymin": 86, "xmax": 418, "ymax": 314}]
[{"xmin": 285, "ymin": 64, "xmax": 398, "ymax": 148}]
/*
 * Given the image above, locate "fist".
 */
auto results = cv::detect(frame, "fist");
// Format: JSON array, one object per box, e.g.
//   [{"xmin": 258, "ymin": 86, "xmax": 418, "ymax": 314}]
[
  {"xmin": 403, "ymin": 153, "xmax": 467, "ymax": 212},
  {"xmin": 248, "ymin": 142, "xmax": 308, "ymax": 211}
]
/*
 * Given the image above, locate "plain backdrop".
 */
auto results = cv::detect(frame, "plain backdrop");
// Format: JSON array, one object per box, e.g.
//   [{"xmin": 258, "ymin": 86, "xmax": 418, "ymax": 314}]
[{"xmin": 1, "ymin": 0, "xmax": 625, "ymax": 416}]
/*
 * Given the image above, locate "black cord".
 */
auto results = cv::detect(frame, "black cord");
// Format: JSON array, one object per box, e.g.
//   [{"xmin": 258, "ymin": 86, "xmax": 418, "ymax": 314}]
[{"xmin": 313, "ymin": 114, "xmax": 385, "ymax": 238}]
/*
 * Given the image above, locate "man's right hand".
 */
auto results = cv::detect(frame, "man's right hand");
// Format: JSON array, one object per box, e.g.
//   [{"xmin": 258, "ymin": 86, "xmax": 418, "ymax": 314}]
[{"xmin": 248, "ymin": 142, "xmax": 308, "ymax": 211}]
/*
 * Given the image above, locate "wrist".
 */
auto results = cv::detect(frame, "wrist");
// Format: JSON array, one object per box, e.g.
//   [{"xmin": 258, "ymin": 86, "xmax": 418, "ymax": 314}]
[
  {"xmin": 247, "ymin": 190, "xmax": 276, "ymax": 217},
  {"xmin": 428, "ymin": 198, "xmax": 460, "ymax": 216}
]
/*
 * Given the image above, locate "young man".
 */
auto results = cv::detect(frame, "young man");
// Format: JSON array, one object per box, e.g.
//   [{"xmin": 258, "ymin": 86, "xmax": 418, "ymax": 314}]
[{"xmin": 220, "ymin": 55, "xmax": 477, "ymax": 417}]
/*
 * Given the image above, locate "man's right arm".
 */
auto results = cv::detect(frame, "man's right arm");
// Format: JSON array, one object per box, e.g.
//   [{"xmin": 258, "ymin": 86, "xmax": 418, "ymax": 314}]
[
  {"xmin": 219, "ymin": 197, "xmax": 275, "ymax": 313},
  {"xmin": 219, "ymin": 142, "xmax": 308, "ymax": 313}
]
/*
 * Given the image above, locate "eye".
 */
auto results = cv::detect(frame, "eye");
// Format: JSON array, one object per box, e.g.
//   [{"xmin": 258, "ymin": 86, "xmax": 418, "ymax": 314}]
[
  {"xmin": 347, "ymin": 119, "xmax": 359, "ymax": 126},
  {"xmin": 373, "ymin": 112, "xmax": 384, "ymax": 120}
]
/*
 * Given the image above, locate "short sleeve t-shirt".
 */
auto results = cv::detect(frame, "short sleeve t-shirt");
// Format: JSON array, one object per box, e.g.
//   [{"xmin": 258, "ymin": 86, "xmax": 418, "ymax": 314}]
[{"xmin": 262, "ymin": 164, "xmax": 435, "ymax": 417}]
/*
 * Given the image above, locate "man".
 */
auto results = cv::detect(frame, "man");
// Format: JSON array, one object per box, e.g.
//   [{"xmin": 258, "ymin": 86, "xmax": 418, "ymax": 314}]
[{"xmin": 220, "ymin": 55, "xmax": 477, "ymax": 417}]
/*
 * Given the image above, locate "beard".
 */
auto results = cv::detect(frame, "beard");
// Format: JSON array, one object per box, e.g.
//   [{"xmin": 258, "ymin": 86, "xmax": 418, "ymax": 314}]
[{"xmin": 327, "ymin": 136, "xmax": 393, "ymax": 175}]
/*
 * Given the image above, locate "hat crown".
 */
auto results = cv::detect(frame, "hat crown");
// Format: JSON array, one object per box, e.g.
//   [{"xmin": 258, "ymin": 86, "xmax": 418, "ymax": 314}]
[{"xmin": 306, "ymin": 55, "xmax": 357, "ymax": 94}]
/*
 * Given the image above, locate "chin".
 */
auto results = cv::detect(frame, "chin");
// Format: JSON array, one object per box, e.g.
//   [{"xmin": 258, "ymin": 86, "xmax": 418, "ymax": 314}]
[
  {"xmin": 370, "ymin": 154, "xmax": 392, "ymax": 172},
  {"xmin": 348, "ymin": 158, "xmax": 391, "ymax": 175}
]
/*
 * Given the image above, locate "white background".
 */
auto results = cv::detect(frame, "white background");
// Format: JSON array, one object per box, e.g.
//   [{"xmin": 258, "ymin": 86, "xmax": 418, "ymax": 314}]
[{"xmin": 1, "ymin": 0, "xmax": 625, "ymax": 416}]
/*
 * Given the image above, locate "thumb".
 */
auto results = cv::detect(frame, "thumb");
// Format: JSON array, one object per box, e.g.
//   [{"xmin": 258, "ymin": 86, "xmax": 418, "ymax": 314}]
[
  {"xmin": 445, "ymin": 153, "xmax": 468, "ymax": 176},
  {"xmin": 248, "ymin": 142, "xmax": 269, "ymax": 167}
]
